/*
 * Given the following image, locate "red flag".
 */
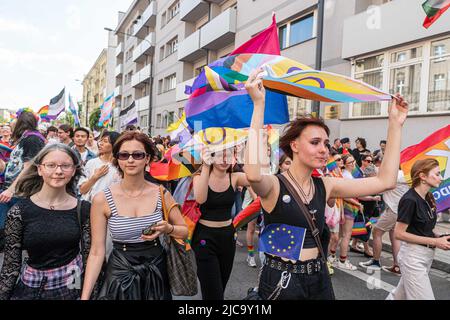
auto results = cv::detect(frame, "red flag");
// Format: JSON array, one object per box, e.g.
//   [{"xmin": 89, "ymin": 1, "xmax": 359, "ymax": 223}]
[
  {"xmin": 230, "ymin": 14, "xmax": 280, "ymax": 56},
  {"xmin": 422, "ymin": 1, "xmax": 450, "ymax": 28}
]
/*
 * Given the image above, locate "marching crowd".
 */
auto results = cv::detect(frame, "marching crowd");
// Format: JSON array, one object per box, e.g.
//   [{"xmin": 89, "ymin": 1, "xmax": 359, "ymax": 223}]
[{"xmin": 0, "ymin": 71, "xmax": 448, "ymax": 301}]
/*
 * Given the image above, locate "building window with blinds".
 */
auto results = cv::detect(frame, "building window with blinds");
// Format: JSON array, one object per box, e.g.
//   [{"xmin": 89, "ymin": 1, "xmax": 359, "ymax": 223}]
[
  {"xmin": 428, "ymin": 38, "xmax": 450, "ymax": 112},
  {"xmin": 352, "ymin": 54, "xmax": 384, "ymax": 116}
]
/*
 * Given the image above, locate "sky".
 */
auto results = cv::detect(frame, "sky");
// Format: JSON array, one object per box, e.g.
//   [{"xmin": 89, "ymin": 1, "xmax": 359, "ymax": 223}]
[{"xmin": 0, "ymin": 0, "xmax": 132, "ymax": 111}]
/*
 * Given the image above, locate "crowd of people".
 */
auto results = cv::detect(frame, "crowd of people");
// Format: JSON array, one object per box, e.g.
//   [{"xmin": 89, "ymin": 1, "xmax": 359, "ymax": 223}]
[{"xmin": 0, "ymin": 71, "xmax": 447, "ymax": 300}]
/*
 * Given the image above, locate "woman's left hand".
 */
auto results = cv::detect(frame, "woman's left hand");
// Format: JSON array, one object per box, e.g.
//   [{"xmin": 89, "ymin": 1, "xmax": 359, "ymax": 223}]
[{"xmin": 388, "ymin": 93, "xmax": 409, "ymax": 126}]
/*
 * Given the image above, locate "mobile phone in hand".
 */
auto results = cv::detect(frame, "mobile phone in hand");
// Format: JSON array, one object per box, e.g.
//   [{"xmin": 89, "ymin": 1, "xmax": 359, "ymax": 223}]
[{"xmin": 142, "ymin": 222, "xmax": 157, "ymax": 236}]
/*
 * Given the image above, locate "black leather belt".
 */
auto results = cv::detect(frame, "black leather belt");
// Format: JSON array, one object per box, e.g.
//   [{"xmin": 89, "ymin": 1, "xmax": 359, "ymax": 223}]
[
  {"xmin": 419, "ymin": 243, "xmax": 436, "ymax": 249},
  {"xmin": 264, "ymin": 255, "xmax": 323, "ymax": 275}
]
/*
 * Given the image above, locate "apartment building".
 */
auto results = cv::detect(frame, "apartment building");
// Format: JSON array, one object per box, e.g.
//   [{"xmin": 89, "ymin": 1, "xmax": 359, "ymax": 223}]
[
  {"xmin": 109, "ymin": 0, "xmax": 449, "ymax": 149},
  {"xmin": 82, "ymin": 49, "xmax": 107, "ymax": 127}
]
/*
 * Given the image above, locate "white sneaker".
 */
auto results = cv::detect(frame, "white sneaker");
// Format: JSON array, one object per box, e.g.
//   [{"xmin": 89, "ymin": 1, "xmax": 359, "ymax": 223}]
[
  {"xmin": 327, "ymin": 254, "xmax": 337, "ymax": 265},
  {"xmin": 247, "ymin": 256, "xmax": 257, "ymax": 268},
  {"xmin": 337, "ymin": 259, "xmax": 357, "ymax": 271},
  {"xmin": 359, "ymin": 259, "xmax": 381, "ymax": 271}
]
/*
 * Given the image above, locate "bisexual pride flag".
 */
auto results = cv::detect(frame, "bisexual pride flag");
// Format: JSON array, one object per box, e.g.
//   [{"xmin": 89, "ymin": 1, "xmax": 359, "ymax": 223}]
[
  {"xmin": 401, "ymin": 125, "xmax": 450, "ymax": 213},
  {"xmin": 259, "ymin": 223, "xmax": 306, "ymax": 260}
]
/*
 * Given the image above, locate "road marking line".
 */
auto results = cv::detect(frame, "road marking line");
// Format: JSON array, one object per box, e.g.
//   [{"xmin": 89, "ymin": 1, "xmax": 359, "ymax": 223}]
[{"xmin": 334, "ymin": 267, "xmax": 396, "ymax": 293}]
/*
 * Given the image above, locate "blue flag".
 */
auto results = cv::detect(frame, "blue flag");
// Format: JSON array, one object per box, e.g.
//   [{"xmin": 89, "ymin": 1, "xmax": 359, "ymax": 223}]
[
  {"xmin": 259, "ymin": 223, "xmax": 306, "ymax": 260},
  {"xmin": 68, "ymin": 94, "xmax": 80, "ymax": 126}
]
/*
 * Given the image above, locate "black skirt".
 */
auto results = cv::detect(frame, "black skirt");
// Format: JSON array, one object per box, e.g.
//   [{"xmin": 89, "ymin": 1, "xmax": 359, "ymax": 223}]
[{"xmin": 97, "ymin": 240, "xmax": 172, "ymax": 300}]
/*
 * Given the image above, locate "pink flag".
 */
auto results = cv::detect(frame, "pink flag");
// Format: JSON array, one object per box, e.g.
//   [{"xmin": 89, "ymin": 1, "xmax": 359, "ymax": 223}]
[{"xmin": 230, "ymin": 14, "xmax": 280, "ymax": 55}]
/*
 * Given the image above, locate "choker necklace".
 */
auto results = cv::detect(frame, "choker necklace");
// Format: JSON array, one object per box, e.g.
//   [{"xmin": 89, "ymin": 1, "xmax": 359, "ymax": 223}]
[{"xmin": 120, "ymin": 182, "xmax": 146, "ymax": 198}]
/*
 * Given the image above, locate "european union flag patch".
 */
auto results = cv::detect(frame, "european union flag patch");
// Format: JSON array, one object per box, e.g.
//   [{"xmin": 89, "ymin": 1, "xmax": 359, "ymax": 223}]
[{"xmin": 259, "ymin": 223, "xmax": 306, "ymax": 260}]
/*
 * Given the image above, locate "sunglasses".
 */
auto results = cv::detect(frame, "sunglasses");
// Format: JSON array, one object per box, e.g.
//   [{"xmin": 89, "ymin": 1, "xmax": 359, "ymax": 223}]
[
  {"xmin": 116, "ymin": 151, "xmax": 148, "ymax": 161},
  {"xmin": 335, "ymin": 158, "xmax": 343, "ymax": 161},
  {"xmin": 363, "ymin": 159, "xmax": 373, "ymax": 163}
]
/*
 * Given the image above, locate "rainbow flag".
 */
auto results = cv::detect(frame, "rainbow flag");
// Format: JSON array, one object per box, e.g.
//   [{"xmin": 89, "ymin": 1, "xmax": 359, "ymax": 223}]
[
  {"xmin": 351, "ymin": 165, "xmax": 364, "ymax": 179},
  {"xmin": 400, "ymin": 125, "xmax": 450, "ymax": 213},
  {"xmin": 422, "ymin": 0, "xmax": 450, "ymax": 28},
  {"xmin": 366, "ymin": 217, "xmax": 379, "ymax": 227},
  {"xmin": 352, "ymin": 221, "xmax": 368, "ymax": 236},
  {"xmin": 37, "ymin": 105, "xmax": 49, "ymax": 121},
  {"xmin": 326, "ymin": 158, "xmax": 338, "ymax": 171},
  {"xmin": 233, "ymin": 198, "xmax": 262, "ymax": 229},
  {"xmin": 344, "ymin": 200, "xmax": 360, "ymax": 219}
]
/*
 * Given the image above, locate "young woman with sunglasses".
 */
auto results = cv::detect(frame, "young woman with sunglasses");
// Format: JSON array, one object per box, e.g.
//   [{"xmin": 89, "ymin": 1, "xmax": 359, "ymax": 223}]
[
  {"xmin": 193, "ymin": 147, "xmax": 250, "ymax": 300},
  {"xmin": 0, "ymin": 144, "xmax": 89, "ymax": 300},
  {"xmin": 81, "ymin": 131, "xmax": 187, "ymax": 300},
  {"xmin": 244, "ymin": 68, "xmax": 408, "ymax": 300}
]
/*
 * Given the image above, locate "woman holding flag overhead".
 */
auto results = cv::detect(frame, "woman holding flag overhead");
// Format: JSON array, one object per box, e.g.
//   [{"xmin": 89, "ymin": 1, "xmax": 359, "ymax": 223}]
[
  {"xmin": 244, "ymin": 68, "xmax": 409, "ymax": 300},
  {"xmin": 192, "ymin": 147, "xmax": 250, "ymax": 300}
]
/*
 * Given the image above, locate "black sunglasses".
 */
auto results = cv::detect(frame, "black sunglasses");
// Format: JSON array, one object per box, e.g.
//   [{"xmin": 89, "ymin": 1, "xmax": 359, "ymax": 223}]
[
  {"xmin": 363, "ymin": 159, "xmax": 373, "ymax": 163},
  {"xmin": 116, "ymin": 151, "xmax": 148, "ymax": 161}
]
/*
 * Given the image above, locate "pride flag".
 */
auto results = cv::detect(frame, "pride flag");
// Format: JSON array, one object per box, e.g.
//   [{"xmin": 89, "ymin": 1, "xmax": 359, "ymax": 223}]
[
  {"xmin": 400, "ymin": 125, "xmax": 450, "ymax": 213},
  {"xmin": 351, "ymin": 165, "xmax": 364, "ymax": 179},
  {"xmin": 98, "ymin": 93, "xmax": 115, "ymax": 127},
  {"xmin": 326, "ymin": 158, "xmax": 338, "ymax": 171},
  {"xmin": 37, "ymin": 105, "xmax": 49, "ymax": 122},
  {"xmin": 422, "ymin": 0, "xmax": 450, "ymax": 28}
]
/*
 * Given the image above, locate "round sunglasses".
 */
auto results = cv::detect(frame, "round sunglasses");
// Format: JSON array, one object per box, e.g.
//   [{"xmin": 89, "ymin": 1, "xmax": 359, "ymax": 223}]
[{"xmin": 116, "ymin": 151, "xmax": 148, "ymax": 161}]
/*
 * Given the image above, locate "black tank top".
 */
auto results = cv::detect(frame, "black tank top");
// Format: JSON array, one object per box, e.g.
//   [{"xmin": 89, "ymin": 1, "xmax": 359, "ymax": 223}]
[
  {"xmin": 262, "ymin": 174, "xmax": 326, "ymax": 249},
  {"xmin": 199, "ymin": 174, "xmax": 235, "ymax": 222}
]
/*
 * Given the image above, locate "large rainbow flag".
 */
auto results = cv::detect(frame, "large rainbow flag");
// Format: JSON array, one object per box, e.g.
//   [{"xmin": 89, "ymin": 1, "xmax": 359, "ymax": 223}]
[
  {"xmin": 185, "ymin": 53, "xmax": 392, "ymax": 130},
  {"xmin": 400, "ymin": 125, "xmax": 450, "ymax": 213}
]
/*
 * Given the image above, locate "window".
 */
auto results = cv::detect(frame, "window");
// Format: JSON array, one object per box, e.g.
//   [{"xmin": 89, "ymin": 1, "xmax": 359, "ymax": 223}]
[
  {"xmin": 351, "ymin": 36, "xmax": 450, "ymax": 117},
  {"xmin": 287, "ymin": 96, "xmax": 311, "ymax": 120},
  {"xmin": 125, "ymin": 71, "xmax": 133, "ymax": 84},
  {"xmin": 159, "ymin": 46, "xmax": 165, "ymax": 61},
  {"xmin": 167, "ymin": 37, "xmax": 178, "ymax": 56},
  {"xmin": 140, "ymin": 115, "xmax": 148, "ymax": 127},
  {"xmin": 428, "ymin": 38, "xmax": 450, "ymax": 112},
  {"xmin": 195, "ymin": 65, "xmax": 205, "ymax": 77},
  {"xmin": 168, "ymin": 112, "xmax": 175, "ymax": 125},
  {"xmin": 164, "ymin": 74, "xmax": 176, "ymax": 92},
  {"xmin": 353, "ymin": 54, "xmax": 384, "ymax": 116},
  {"xmin": 178, "ymin": 107, "xmax": 184, "ymax": 117},
  {"xmin": 156, "ymin": 114, "xmax": 162, "ymax": 128},
  {"xmin": 158, "ymin": 79, "xmax": 163, "ymax": 94},
  {"xmin": 168, "ymin": 1, "xmax": 180, "ymax": 22},
  {"xmin": 279, "ymin": 13, "xmax": 314, "ymax": 50},
  {"xmin": 161, "ymin": 12, "xmax": 167, "ymax": 28}
]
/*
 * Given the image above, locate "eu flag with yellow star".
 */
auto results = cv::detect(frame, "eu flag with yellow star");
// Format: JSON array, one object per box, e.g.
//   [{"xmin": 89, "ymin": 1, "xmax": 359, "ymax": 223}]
[{"xmin": 259, "ymin": 223, "xmax": 306, "ymax": 260}]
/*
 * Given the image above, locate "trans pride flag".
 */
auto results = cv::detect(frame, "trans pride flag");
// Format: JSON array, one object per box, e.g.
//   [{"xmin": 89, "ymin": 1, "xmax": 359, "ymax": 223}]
[
  {"xmin": 98, "ymin": 93, "xmax": 115, "ymax": 127},
  {"xmin": 401, "ymin": 125, "xmax": 450, "ymax": 213}
]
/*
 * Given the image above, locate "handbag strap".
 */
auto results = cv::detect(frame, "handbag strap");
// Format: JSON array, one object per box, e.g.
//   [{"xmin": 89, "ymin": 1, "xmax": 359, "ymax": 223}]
[
  {"xmin": 76, "ymin": 199, "xmax": 84, "ymax": 251},
  {"xmin": 277, "ymin": 174, "xmax": 326, "ymax": 262},
  {"xmin": 184, "ymin": 180, "xmax": 194, "ymax": 203}
]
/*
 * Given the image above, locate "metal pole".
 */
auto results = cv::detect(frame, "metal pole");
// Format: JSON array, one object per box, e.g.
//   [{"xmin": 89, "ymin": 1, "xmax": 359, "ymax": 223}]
[{"xmin": 312, "ymin": 0, "xmax": 325, "ymax": 117}]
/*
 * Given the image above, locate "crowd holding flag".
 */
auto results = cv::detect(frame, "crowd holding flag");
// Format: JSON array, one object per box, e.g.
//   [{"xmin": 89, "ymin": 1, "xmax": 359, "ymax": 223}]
[{"xmin": 401, "ymin": 124, "xmax": 450, "ymax": 212}]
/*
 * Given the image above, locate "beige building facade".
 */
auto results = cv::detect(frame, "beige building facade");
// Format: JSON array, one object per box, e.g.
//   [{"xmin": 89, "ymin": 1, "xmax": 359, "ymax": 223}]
[
  {"xmin": 107, "ymin": 0, "xmax": 450, "ymax": 150},
  {"xmin": 82, "ymin": 49, "xmax": 107, "ymax": 127}
]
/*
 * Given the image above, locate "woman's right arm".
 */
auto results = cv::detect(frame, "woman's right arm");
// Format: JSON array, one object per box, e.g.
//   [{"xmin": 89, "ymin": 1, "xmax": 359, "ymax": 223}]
[
  {"xmin": 394, "ymin": 222, "xmax": 450, "ymax": 250},
  {"xmin": 244, "ymin": 69, "xmax": 277, "ymax": 198},
  {"xmin": 0, "ymin": 205, "xmax": 23, "ymax": 300},
  {"xmin": 81, "ymin": 193, "xmax": 108, "ymax": 300}
]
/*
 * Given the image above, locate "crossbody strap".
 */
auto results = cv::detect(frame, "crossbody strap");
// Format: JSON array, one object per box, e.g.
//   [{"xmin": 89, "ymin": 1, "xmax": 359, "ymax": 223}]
[{"xmin": 277, "ymin": 175, "xmax": 326, "ymax": 262}]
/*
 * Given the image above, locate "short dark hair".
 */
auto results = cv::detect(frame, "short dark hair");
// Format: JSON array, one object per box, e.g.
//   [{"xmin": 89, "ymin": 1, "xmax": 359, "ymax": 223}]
[
  {"xmin": 280, "ymin": 116, "xmax": 330, "ymax": 159},
  {"xmin": 73, "ymin": 127, "xmax": 90, "ymax": 136},
  {"xmin": 340, "ymin": 137, "xmax": 350, "ymax": 144},
  {"xmin": 100, "ymin": 131, "xmax": 120, "ymax": 147},
  {"xmin": 59, "ymin": 124, "xmax": 74, "ymax": 138},
  {"xmin": 334, "ymin": 138, "xmax": 340, "ymax": 144},
  {"xmin": 357, "ymin": 137, "xmax": 367, "ymax": 149},
  {"xmin": 361, "ymin": 154, "xmax": 373, "ymax": 162},
  {"xmin": 112, "ymin": 131, "xmax": 156, "ymax": 177},
  {"xmin": 47, "ymin": 126, "xmax": 58, "ymax": 134},
  {"xmin": 380, "ymin": 140, "xmax": 387, "ymax": 145}
]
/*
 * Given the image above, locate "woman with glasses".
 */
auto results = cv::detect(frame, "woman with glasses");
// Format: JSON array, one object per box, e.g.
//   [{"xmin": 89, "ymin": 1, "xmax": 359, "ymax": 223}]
[
  {"xmin": 388, "ymin": 158, "xmax": 450, "ymax": 300},
  {"xmin": 0, "ymin": 144, "xmax": 90, "ymax": 300},
  {"xmin": 81, "ymin": 131, "xmax": 187, "ymax": 300}
]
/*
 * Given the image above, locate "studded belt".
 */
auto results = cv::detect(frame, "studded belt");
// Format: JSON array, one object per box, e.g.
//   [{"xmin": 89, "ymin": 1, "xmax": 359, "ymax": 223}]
[
  {"xmin": 264, "ymin": 255, "xmax": 323, "ymax": 275},
  {"xmin": 113, "ymin": 240, "xmax": 160, "ymax": 252}
]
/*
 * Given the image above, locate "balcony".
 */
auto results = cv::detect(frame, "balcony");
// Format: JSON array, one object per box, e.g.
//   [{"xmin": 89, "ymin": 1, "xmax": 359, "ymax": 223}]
[
  {"xmin": 133, "ymin": 32, "xmax": 156, "ymax": 63},
  {"xmin": 116, "ymin": 42, "xmax": 124, "ymax": 58},
  {"xmin": 136, "ymin": 96, "xmax": 150, "ymax": 112},
  {"xmin": 178, "ymin": 30, "xmax": 206, "ymax": 62},
  {"xmin": 176, "ymin": 77, "xmax": 195, "ymax": 102},
  {"xmin": 115, "ymin": 64, "xmax": 123, "ymax": 77},
  {"xmin": 134, "ymin": 1, "xmax": 157, "ymax": 39},
  {"xmin": 132, "ymin": 64, "xmax": 151, "ymax": 88},
  {"xmin": 180, "ymin": 0, "xmax": 209, "ymax": 22},
  {"xmin": 200, "ymin": 7, "xmax": 236, "ymax": 50},
  {"xmin": 114, "ymin": 85, "xmax": 122, "ymax": 97},
  {"xmin": 342, "ymin": 0, "xmax": 450, "ymax": 59}
]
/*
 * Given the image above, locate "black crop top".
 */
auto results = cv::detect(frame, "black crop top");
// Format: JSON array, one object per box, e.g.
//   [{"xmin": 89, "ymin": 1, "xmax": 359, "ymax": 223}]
[
  {"xmin": 262, "ymin": 175, "xmax": 326, "ymax": 249},
  {"xmin": 199, "ymin": 174, "xmax": 235, "ymax": 222}
]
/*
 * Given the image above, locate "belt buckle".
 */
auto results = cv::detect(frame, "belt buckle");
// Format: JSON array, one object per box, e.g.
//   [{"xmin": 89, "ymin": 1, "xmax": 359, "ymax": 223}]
[{"xmin": 307, "ymin": 262, "xmax": 313, "ymax": 274}]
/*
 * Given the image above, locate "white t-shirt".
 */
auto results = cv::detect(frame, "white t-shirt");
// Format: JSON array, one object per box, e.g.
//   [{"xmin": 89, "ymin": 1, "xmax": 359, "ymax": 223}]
[
  {"xmin": 79, "ymin": 150, "xmax": 88, "ymax": 163},
  {"xmin": 79, "ymin": 157, "xmax": 122, "ymax": 201},
  {"xmin": 342, "ymin": 169, "xmax": 354, "ymax": 180},
  {"xmin": 382, "ymin": 170, "xmax": 409, "ymax": 214}
]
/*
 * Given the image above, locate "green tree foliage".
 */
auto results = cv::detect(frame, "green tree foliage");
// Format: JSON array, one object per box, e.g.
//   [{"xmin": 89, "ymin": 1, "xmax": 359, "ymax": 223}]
[{"xmin": 89, "ymin": 108, "xmax": 101, "ymax": 131}]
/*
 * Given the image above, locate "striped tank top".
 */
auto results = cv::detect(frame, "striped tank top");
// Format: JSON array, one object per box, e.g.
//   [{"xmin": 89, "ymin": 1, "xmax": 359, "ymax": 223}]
[{"xmin": 105, "ymin": 188, "xmax": 164, "ymax": 243}]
